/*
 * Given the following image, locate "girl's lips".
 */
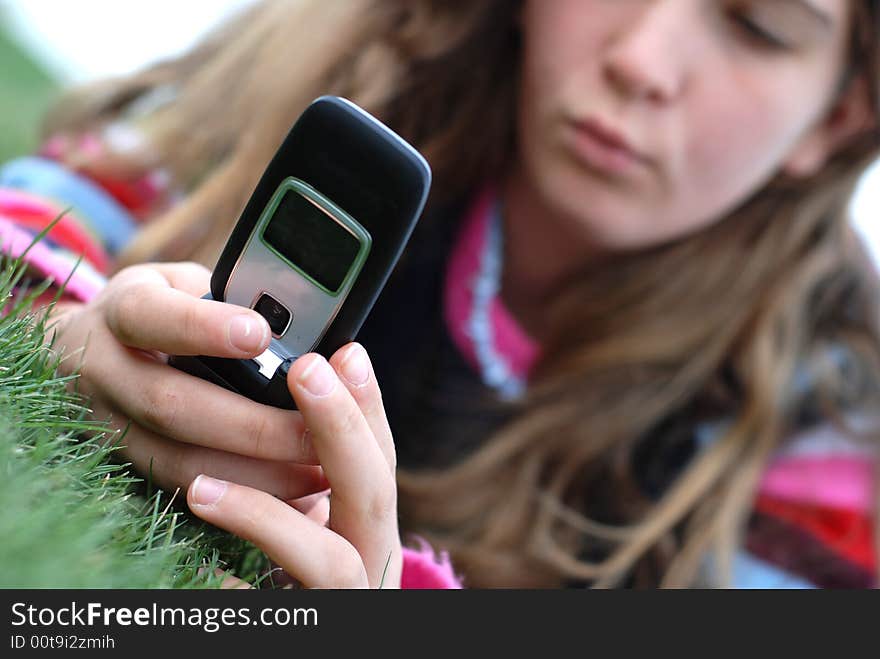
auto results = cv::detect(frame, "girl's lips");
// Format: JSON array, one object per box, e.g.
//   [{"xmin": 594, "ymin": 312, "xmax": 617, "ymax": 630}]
[{"xmin": 565, "ymin": 118, "xmax": 651, "ymax": 178}]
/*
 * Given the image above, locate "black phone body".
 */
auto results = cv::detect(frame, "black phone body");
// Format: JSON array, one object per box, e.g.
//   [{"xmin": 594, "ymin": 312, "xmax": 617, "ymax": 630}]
[{"xmin": 170, "ymin": 96, "xmax": 432, "ymax": 409}]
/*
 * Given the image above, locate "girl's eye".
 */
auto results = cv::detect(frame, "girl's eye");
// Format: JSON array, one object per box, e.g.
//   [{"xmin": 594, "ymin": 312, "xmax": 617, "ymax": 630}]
[{"xmin": 730, "ymin": 12, "xmax": 792, "ymax": 51}]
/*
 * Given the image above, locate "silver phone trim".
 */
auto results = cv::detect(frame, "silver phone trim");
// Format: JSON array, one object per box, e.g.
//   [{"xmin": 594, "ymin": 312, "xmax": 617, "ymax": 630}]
[{"xmin": 224, "ymin": 178, "xmax": 370, "ymax": 371}]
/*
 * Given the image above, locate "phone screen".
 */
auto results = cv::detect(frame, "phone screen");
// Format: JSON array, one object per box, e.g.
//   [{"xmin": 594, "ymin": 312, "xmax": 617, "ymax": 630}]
[{"xmin": 261, "ymin": 189, "xmax": 361, "ymax": 293}]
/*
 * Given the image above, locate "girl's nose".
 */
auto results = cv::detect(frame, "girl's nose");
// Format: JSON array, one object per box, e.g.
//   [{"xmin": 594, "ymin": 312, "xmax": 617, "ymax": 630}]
[{"xmin": 601, "ymin": 0, "xmax": 695, "ymax": 106}]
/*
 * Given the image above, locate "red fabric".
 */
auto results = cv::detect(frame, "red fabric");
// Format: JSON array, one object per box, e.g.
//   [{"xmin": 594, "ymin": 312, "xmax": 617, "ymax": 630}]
[
  {"xmin": 0, "ymin": 189, "xmax": 109, "ymax": 272},
  {"xmin": 754, "ymin": 494, "xmax": 876, "ymax": 573},
  {"xmin": 86, "ymin": 172, "xmax": 163, "ymax": 219},
  {"xmin": 39, "ymin": 135, "xmax": 164, "ymax": 219}
]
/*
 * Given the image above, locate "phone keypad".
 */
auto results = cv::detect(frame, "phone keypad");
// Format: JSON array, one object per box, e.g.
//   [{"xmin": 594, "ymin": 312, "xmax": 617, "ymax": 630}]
[{"xmin": 253, "ymin": 293, "xmax": 293, "ymax": 337}]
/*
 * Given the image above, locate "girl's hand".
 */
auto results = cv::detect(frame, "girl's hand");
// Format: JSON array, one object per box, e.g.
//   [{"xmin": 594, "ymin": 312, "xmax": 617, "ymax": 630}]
[
  {"xmin": 186, "ymin": 344, "xmax": 402, "ymax": 589},
  {"xmin": 50, "ymin": 262, "xmax": 327, "ymax": 500}
]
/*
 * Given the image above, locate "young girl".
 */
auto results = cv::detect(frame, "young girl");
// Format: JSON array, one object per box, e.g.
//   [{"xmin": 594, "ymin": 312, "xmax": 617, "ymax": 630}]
[{"xmin": 1, "ymin": 0, "xmax": 878, "ymax": 588}]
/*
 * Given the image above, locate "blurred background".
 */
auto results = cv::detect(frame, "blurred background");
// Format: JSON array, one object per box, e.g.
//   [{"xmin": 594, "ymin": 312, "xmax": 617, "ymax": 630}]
[{"xmin": 1, "ymin": 0, "xmax": 878, "ymax": 263}]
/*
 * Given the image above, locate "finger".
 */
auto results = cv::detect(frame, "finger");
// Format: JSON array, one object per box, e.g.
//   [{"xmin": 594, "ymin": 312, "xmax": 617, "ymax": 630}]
[
  {"xmin": 188, "ymin": 476, "xmax": 369, "ymax": 588},
  {"xmin": 146, "ymin": 262, "xmax": 213, "ymax": 298},
  {"xmin": 103, "ymin": 414, "xmax": 327, "ymax": 500},
  {"xmin": 329, "ymin": 343, "xmax": 396, "ymax": 470},
  {"xmin": 288, "ymin": 353, "xmax": 392, "ymax": 500},
  {"xmin": 104, "ymin": 279, "xmax": 270, "ymax": 358},
  {"xmin": 306, "ymin": 495, "xmax": 331, "ymax": 527},
  {"xmin": 105, "ymin": 262, "xmax": 207, "ymax": 296},
  {"xmin": 287, "ymin": 353, "xmax": 399, "ymax": 585},
  {"xmin": 287, "ymin": 489, "xmax": 331, "ymax": 516},
  {"xmin": 288, "ymin": 490, "xmax": 331, "ymax": 526},
  {"xmin": 262, "ymin": 495, "xmax": 330, "ymax": 586},
  {"xmin": 86, "ymin": 337, "xmax": 316, "ymax": 463}
]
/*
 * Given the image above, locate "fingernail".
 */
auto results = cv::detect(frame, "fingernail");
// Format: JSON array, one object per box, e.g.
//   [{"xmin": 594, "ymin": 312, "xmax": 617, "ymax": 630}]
[
  {"xmin": 228, "ymin": 315, "xmax": 266, "ymax": 352},
  {"xmin": 340, "ymin": 343, "xmax": 370, "ymax": 386},
  {"xmin": 298, "ymin": 355, "xmax": 336, "ymax": 397},
  {"xmin": 191, "ymin": 474, "xmax": 227, "ymax": 506}
]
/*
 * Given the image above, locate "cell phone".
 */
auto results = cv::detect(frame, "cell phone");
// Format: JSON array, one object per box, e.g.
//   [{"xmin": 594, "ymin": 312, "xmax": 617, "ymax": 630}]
[{"xmin": 169, "ymin": 96, "xmax": 432, "ymax": 409}]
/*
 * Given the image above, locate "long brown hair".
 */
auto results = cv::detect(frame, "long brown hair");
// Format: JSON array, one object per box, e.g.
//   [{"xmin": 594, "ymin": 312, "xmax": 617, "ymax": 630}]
[{"xmin": 45, "ymin": 0, "xmax": 880, "ymax": 587}]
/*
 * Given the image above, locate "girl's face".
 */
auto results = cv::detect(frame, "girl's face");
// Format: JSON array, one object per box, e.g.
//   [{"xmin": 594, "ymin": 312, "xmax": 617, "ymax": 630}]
[{"xmin": 516, "ymin": 0, "xmax": 857, "ymax": 249}]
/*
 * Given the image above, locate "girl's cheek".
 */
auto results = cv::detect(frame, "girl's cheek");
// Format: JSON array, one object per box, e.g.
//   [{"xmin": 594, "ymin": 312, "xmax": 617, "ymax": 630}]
[{"xmin": 687, "ymin": 93, "xmax": 785, "ymax": 191}]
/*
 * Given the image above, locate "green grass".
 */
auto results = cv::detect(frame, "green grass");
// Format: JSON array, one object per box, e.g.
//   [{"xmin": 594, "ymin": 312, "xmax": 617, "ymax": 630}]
[
  {"xmin": 0, "ymin": 250, "xmax": 268, "ymax": 588},
  {"xmin": 0, "ymin": 24, "xmax": 273, "ymax": 588},
  {"xmin": 0, "ymin": 15, "xmax": 59, "ymax": 162}
]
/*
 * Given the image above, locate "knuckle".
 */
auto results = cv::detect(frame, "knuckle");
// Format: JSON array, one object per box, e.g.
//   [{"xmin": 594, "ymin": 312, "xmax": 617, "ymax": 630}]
[
  {"xmin": 180, "ymin": 302, "xmax": 204, "ymax": 348},
  {"xmin": 167, "ymin": 446, "xmax": 191, "ymax": 492},
  {"xmin": 366, "ymin": 475, "xmax": 397, "ymax": 524},
  {"xmin": 244, "ymin": 413, "xmax": 272, "ymax": 458},
  {"xmin": 336, "ymin": 404, "xmax": 364, "ymax": 441},
  {"xmin": 111, "ymin": 265, "xmax": 145, "ymax": 285},
  {"xmin": 105, "ymin": 290, "xmax": 139, "ymax": 344},
  {"xmin": 140, "ymin": 380, "xmax": 182, "ymax": 434},
  {"xmin": 168, "ymin": 262, "xmax": 211, "ymax": 297},
  {"xmin": 325, "ymin": 544, "xmax": 367, "ymax": 588},
  {"xmin": 180, "ymin": 261, "xmax": 211, "ymax": 278}
]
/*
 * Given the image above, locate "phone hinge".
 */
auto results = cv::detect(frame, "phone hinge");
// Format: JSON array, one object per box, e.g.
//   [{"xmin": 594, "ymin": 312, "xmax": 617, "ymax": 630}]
[{"xmin": 252, "ymin": 349, "xmax": 284, "ymax": 379}]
